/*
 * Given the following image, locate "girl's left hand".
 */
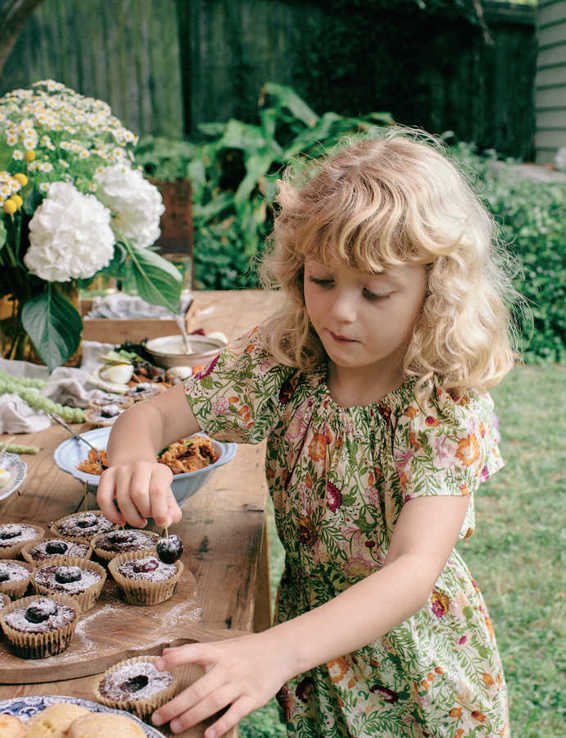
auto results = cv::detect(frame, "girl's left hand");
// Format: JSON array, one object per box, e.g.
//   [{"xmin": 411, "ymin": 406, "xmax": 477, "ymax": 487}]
[{"xmin": 151, "ymin": 631, "xmax": 296, "ymax": 737}]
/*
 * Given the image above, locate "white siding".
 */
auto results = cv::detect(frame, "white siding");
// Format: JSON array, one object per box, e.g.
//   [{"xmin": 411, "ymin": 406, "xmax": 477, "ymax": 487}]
[{"xmin": 536, "ymin": 0, "xmax": 566, "ymax": 164}]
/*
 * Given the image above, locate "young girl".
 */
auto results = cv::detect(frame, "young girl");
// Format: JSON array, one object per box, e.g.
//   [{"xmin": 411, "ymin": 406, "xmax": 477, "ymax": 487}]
[{"xmin": 98, "ymin": 132, "xmax": 515, "ymax": 738}]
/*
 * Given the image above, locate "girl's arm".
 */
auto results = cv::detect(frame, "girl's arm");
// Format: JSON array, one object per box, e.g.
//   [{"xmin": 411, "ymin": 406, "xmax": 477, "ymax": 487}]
[
  {"xmin": 152, "ymin": 493, "xmax": 470, "ymax": 737},
  {"xmin": 97, "ymin": 382, "xmax": 201, "ymax": 528}
]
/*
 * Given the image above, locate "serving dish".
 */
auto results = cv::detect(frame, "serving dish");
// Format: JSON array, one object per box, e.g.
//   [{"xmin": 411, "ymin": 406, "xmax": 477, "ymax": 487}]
[
  {"xmin": 53, "ymin": 426, "xmax": 237, "ymax": 506},
  {"xmin": 0, "ymin": 451, "xmax": 28, "ymax": 502},
  {"xmin": 0, "ymin": 694, "xmax": 164, "ymax": 736},
  {"xmin": 145, "ymin": 333, "xmax": 227, "ymax": 369}
]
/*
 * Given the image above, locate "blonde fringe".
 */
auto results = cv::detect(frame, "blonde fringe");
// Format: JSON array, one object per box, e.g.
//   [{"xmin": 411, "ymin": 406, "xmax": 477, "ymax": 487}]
[{"xmin": 260, "ymin": 129, "xmax": 522, "ymax": 395}]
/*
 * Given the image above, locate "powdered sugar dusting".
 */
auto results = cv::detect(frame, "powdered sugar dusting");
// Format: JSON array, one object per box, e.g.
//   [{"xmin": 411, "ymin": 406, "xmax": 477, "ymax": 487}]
[
  {"xmin": 3, "ymin": 597, "xmax": 76, "ymax": 633},
  {"xmin": 34, "ymin": 565, "xmax": 102, "ymax": 595},
  {"xmin": 0, "ymin": 524, "xmax": 40, "ymax": 547},
  {"xmin": 99, "ymin": 661, "xmax": 173, "ymax": 701},
  {"xmin": 0, "ymin": 561, "xmax": 30, "ymax": 582},
  {"xmin": 118, "ymin": 556, "xmax": 176, "ymax": 582}
]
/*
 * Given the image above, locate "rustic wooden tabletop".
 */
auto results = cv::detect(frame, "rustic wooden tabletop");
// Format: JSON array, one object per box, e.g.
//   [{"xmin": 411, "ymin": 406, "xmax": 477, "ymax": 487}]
[{"xmin": 0, "ymin": 290, "xmax": 278, "ymax": 738}]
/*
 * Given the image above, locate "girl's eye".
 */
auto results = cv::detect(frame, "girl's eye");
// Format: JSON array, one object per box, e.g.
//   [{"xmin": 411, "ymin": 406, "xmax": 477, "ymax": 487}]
[
  {"xmin": 310, "ymin": 277, "xmax": 334, "ymax": 288},
  {"xmin": 363, "ymin": 288, "xmax": 391, "ymax": 301}
]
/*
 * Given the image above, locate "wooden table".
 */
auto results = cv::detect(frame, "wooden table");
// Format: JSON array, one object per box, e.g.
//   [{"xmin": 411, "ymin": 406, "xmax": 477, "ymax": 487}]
[{"xmin": 0, "ymin": 290, "xmax": 279, "ymax": 737}]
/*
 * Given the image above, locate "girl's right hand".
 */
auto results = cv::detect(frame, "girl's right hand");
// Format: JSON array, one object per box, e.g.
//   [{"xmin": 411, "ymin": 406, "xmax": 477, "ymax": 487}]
[{"xmin": 97, "ymin": 460, "xmax": 182, "ymax": 529}]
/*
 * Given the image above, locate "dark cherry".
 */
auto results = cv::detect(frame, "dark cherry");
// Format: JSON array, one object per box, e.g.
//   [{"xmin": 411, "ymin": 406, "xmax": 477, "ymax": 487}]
[
  {"xmin": 76, "ymin": 515, "xmax": 97, "ymax": 529},
  {"xmin": 156, "ymin": 535, "xmax": 183, "ymax": 564},
  {"xmin": 132, "ymin": 558, "xmax": 159, "ymax": 573},
  {"xmin": 25, "ymin": 599, "xmax": 57, "ymax": 623},
  {"xmin": 45, "ymin": 540, "xmax": 69, "ymax": 555},
  {"xmin": 55, "ymin": 566, "xmax": 82, "ymax": 584},
  {"xmin": 120, "ymin": 674, "xmax": 149, "ymax": 693},
  {"xmin": 0, "ymin": 529, "xmax": 20, "ymax": 540},
  {"xmin": 108, "ymin": 531, "xmax": 134, "ymax": 545},
  {"xmin": 0, "ymin": 571, "xmax": 9, "ymax": 582}
]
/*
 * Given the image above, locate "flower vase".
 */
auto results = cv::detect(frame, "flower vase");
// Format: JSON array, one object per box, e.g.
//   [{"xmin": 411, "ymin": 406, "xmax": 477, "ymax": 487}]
[{"xmin": 0, "ymin": 286, "xmax": 83, "ymax": 367}]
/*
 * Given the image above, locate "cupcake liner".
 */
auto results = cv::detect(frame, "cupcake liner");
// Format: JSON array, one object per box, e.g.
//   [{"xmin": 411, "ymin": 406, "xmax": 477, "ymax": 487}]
[
  {"xmin": 50, "ymin": 510, "xmax": 117, "ymax": 542},
  {"xmin": 0, "ymin": 559, "xmax": 34, "ymax": 599},
  {"xmin": 91, "ymin": 530, "xmax": 160, "ymax": 565},
  {"xmin": 0, "ymin": 592, "xmax": 80, "ymax": 659},
  {"xmin": 31, "ymin": 555, "xmax": 106, "ymax": 612},
  {"xmin": 21, "ymin": 535, "xmax": 93, "ymax": 564},
  {"xmin": 108, "ymin": 550, "xmax": 184, "ymax": 606},
  {"xmin": 94, "ymin": 654, "xmax": 178, "ymax": 720},
  {"xmin": 0, "ymin": 522, "xmax": 45, "ymax": 559},
  {"xmin": 0, "ymin": 592, "xmax": 11, "ymax": 610}
]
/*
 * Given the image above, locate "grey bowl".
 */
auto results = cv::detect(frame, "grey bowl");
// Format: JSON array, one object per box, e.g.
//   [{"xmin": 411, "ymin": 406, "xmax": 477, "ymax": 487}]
[{"xmin": 54, "ymin": 427, "xmax": 237, "ymax": 506}]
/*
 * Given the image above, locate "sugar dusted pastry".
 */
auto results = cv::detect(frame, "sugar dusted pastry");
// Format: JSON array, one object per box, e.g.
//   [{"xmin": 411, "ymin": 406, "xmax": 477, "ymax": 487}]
[
  {"xmin": 0, "ymin": 559, "xmax": 33, "ymax": 599},
  {"xmin": 108, "ymin": 550, "xmax": 183, "ymax": 606},
  {"xmin": 24, "ymin": 702, "xmax": 90, "ymax": 737},
  {"xmin": 65, "ymin": 712, "xmax": 146, "ymax": 737},
  {"xmin": 21, "ymin": 537, "xmax": 92, "ymax": 563},
  {"xmin": 0, "ymin": 522, "xmax": 44, "ymax": 559},
  {"xmin": 50, "ymin": 510, "xmax": 116, "ymax": 542},
  {"xmin": 32, "ymin": 555, "xmax": 106, "ymax": 611},
  {"xmin": 0, "ymin": 714, "xmax": 25, "ymax": 738}
]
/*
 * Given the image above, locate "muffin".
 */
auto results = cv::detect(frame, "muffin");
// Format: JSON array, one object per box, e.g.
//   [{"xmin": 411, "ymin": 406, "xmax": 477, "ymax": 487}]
[
  {"xmin": 31, "ymin": 555, "xmax": 106, "ymax": 612},
  {"xmin": 108, "ymin": 550, "xmax": 183, "ymax": 606},
  {"xmin": 65, "ymin": 712, "xmax": 146, "ymax": 737},
  {"xmin": 50, "ymin": 510, "xmax": 116, "ymax": 542},
  {"xmin": 0, "ymin": 714, "xmax": 25, "ymax": 738},
  {"xmin": 0, "ymin": 593, "xmax": 80, "ymax": 658},
  {"xmin": 0, "ymin": 522, "xmax": 45, "ymax": 559},
  {"xmin": 91, "ymin": 529, "xmax": 160, "ymax": 564},
  {"xmin": 88, "ymin": 391, "xmax": 134, "ymax": 410},
  {"xmin": 94, "ymin": 655, "xmax": 177, "ymax": 719},
  {"xmin": 21, "ymin": 537, "xmax": 92, "ymax": 564},
  {"xmin": 24, "ymin": 702, "xmax": 91, "ymax": 737},
  {"xmin": 84, "ymin": 404, "xmax": 125, "ymax": 428},
  {"xmin": 126, "ymin": 382, "xmax": 166, "ymax": 401},
  {"xmin": 0, "ymin": 559, "xmax": 33, "ymax": 599}
]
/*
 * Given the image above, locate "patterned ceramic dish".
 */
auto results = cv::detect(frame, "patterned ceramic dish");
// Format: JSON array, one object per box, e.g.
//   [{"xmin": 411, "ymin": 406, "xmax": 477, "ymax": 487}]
[{"xmin": 0, "ymin": 452, "xmax": 27, "ymax": 502}]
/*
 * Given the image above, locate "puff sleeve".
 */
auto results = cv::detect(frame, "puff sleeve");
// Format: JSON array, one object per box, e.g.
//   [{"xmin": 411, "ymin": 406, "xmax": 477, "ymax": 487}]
[
  {"xmin": 393, "ymin": 386, "xmax": 504, "ymax": 538},
  {"xmin": 183, "ymin": 326, "xmax": 296, "ymax": 444}
]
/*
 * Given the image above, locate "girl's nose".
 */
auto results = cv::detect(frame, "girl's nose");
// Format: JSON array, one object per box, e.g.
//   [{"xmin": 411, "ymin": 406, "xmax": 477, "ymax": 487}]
[{"xmin": 330, "ymin": 290, "xmax": 357, "ymax": 323}]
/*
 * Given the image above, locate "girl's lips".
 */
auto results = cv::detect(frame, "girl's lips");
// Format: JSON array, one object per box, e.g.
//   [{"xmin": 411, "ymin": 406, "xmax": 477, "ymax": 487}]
[{"xmin": 329, "ymin": 331, "xmax": 357, "ymax": 343}]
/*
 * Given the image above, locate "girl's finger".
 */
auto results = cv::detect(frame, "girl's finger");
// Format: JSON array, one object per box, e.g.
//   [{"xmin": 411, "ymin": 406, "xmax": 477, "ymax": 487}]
[
  {"xmin": 204, "ymin": 695, "xmax": 256, "ymax": 738},
  {"xmin": 149, "ymin": 466, "xmax": 176, "ymax": 527},
  {"xmin": 152, "ymin": 666, "xmax": 225, "ymax": 727},
  {"xmin": 168, "ymin": 684, "xmax": 238, "ymax": 734},
  {"xmin": 157, "ymin": 643, "xmax": 209, "ymax": 670},
  {"xmin": 114, "ymin": 467, "xmax": 148, "ymax": 528},
  {"xmin": 129, "ymin": 468, "xmax": 153, "ymax": 519},
  {"xmin": 97, "ymin": 469, "xmax": 123, "ymax": 524}
]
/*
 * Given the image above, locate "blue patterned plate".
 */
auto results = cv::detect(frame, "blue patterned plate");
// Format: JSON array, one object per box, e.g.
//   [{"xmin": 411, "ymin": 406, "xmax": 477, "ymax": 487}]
[
  {"xmin": 0, "ymin": 451, "xmax": 27, "ymax": 502},
  {"xmin": 0, "ymin": 695, "xmax": 165, "ymax": 736}
]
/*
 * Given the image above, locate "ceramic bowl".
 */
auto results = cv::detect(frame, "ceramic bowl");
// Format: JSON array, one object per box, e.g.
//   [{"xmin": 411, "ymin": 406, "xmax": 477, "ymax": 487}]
[
  {"xmin": 145, "ymin": 334, "xmax": 226, "ymax": 369},
  {"xmin": 53, "ymin": 426, "xmax": 236, "ymax": 507}
]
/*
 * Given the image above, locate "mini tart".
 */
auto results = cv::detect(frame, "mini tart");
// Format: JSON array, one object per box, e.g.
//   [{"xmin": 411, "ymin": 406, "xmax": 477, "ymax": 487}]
[
  {"xmin": 66, "ymin": 712, "xmax": 146, "ymax": 737},
  {"xmin": 0, "ymin": 593, "xmax": 80, "ymax": 659},
  {"xmin": 94, "ymin": 654, "xmax": 177, "ymax": 720},
  {"xmin": 21, "ymin": 536, "xmax": 92, "ymax": 563},
  {"xmin": 31, "ymin": 555, "xmax": 106, "ymax": 612},
  {"xmin": 0, "ymin": 559, "xmax": 34, "ymax": 599},
  {"xmin": 84, "ymin": 404, "xmax": 125, "ymax": 427},
  {"xmin": 126, "ymin": 382, "xmax": 166, "ymax": 401},
  {"xmin": 0, "ymin": 522, "xmax": 45, "ymax": 559},
  {"xmin": 91, "ymin": 529, "xmax": 160, "ymax": 564},
  {"xmin": 108, "ymin": 550, "xmax": 183, "ymax": 606},
  {"xmin": 88, "ymin": 392, "xmax": 134, "ymax": 410},
  {"xmin": 50, "ymin": 510, "xmax": 117, "ymax": 542},
  {"xmin": 0, "ymin": 592, "xmax": 11, "ymax": 609}
]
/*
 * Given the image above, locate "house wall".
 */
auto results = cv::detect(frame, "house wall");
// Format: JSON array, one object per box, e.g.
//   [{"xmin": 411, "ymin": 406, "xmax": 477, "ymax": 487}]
[{"xmin": 536, "ymin": 0, "xmax": 566, "ymax": 164}]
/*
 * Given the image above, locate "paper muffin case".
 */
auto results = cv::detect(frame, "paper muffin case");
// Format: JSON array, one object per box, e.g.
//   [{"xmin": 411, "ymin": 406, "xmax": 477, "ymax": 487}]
[
  {"xmin": 21, "ymin": 536, "xmax": 94, "ymax": 564},
  {"xmin": 0, "ymin": 592, "xmax": 80, "ymax": 659},
  {"xmin": 0, "ymin": 592, "xmax": 11, "ymax": 610},
  {"xmin": 0, "ymin": 523, "xmax": 45, "ymax": 559},
  {"xmin": 0, "ymin": 559, "xmax": 34, "ymax": 599},
  {"xmin": 94, "ymin": 654, "xmax": 178, "ymax": 720},
  {"xmin": 49, "ymin": 510, "xmax": 117, "ymax": 543},
  {"xmin": 108, "ymin": 550, "xmax": 184, "ymax": 606},
  {"xmin": 31, "ymin": 555, "xmax": 106, "ymax": 612},
  {"xmin": 90, "ymin": 530, "xmax": 160, "ymax": 565}
]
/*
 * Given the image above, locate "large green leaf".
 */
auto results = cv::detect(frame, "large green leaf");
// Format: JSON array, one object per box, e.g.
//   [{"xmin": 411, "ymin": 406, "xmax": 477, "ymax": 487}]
[
  {"xmin": 0, "ymin": 220, "xmax": 6, "ymax": 251},
  {"xmin": 21, "ymin": 285, "xmax": 82, "ymax": 372},
  {"xmin": 125, "ymin": 243, "xmax": 183, "ymax": 313},
  {"xmin": 218, "ymin": 120, "xmax": 266, "ymax": 151},
  {"xmin": 262, "ymin": 82, "xmax": 319, "ymax": 128}
]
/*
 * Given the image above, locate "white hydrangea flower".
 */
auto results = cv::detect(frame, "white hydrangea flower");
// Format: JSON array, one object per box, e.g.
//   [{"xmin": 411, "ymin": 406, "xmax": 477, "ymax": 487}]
[
  {"xmin": 95, "ymin": 164, "xmax": 164, "ymax": 248},
  {"xmin": 25, "ymin": 181, "xmax": 115, "ymax": 282}
]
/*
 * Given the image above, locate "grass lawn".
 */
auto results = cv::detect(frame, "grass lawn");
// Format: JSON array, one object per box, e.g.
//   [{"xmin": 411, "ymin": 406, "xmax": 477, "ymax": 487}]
[{"xmin": 239, "ymin": 364, "xmax": 566, "ymax": 737}]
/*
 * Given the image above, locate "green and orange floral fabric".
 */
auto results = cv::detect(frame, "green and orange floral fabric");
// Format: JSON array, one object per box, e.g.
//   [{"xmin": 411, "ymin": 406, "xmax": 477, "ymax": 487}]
[{"xmin": 185, "ymin": 327, "xmax": 509, "ymax": 737}]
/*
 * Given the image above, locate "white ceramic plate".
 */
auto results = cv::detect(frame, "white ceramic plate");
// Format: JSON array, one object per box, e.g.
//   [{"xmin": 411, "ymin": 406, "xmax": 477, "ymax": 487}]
[
  {"xmin": 0, "ymin": 694, "xmax": 165, "ymax": 736},
  {"xmin": 0, "ymin": 451, "xmax": 27, "ymax": 502}
]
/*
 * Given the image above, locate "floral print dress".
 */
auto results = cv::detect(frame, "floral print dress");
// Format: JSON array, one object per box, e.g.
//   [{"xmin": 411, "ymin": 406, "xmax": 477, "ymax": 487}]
[{"xmin": 184, "ymin": 328, "xmax": 510, "ymax": 738}]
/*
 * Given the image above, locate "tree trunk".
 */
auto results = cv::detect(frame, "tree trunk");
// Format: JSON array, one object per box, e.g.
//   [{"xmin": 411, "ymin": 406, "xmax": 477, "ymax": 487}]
[{"xmin": 0, "ymin": 0, "xmax": 44, "ymax": 76}]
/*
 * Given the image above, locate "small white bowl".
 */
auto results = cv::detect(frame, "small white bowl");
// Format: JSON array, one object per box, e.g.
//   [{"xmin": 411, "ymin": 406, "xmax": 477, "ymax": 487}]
[
  {"xmin": 0, "ymin": 452, "xmax": 27, "ymax": 502},
  {"xmin": 53, "ymin": 427, "xmax": 236, "ymax": 507},
  {"xmin": 145, "ymin": 334, "xmax": 226, "ymax": 369}
]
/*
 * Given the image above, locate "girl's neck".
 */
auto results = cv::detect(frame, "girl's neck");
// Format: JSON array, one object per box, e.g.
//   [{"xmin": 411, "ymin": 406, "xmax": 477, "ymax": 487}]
[{"xmin": 327, "ymin": 362, "xmax": 406, "ymax": 408}]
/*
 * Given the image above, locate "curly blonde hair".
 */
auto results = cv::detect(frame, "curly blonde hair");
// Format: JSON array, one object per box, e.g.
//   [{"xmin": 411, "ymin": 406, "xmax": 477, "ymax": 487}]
[{"xmin": 260, "ymin": 129, "xmax": 519, "ymax": 394}]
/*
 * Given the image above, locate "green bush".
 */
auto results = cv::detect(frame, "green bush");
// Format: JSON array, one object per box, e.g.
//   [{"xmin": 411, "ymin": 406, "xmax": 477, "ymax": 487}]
[{"xmin": 135, "ymin": 87, "xmax": 566, "ymax": 363}]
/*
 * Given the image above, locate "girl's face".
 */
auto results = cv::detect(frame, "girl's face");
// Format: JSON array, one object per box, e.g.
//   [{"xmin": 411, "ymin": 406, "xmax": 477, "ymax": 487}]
[{"xmin": 304, "ymin": 257, "xmax": 427, "ymax": 387}]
